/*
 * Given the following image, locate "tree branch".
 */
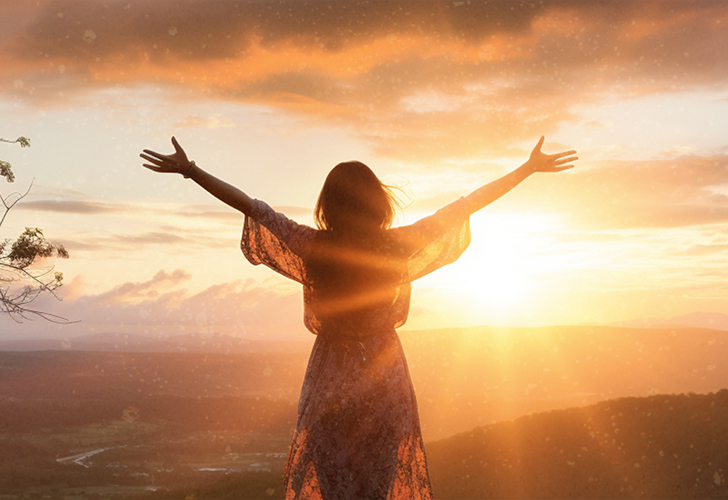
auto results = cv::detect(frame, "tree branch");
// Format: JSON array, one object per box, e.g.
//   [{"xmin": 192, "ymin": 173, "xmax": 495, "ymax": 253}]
[{"xmin": 1, "ymin": 135, "xmax": 74, "ymax": 323}]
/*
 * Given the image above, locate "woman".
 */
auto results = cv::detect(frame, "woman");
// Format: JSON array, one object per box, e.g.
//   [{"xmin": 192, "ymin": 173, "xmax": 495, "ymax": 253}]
[{"xmin": 140, "ymin": 137, "xmax": 577, "ymax": 500}]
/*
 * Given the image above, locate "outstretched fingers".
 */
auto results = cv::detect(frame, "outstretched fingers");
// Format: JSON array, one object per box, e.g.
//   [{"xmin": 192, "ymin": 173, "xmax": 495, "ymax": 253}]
[
  {"xmin": 141, "ymin": 149, "xmax": 168, "ymax": 161},
  {"xmin": 549, "ymin": 149, "xmax": 577, "ymax": 159},
  {"xmin": 553, "ymin": 155, "xmax": 579, "ymax": 166},
  {"xmin": 140, "ymin": 152, "xmax": 168, "ymax": 167},
  {"xmin": 142, "ymin": 163, "xmax": 164, "ymax": 172}
]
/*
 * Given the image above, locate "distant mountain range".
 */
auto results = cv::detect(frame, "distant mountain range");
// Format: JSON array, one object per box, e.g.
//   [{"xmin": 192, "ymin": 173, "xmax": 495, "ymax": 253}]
[
  {"xmin": 0, "ymin": 331, "xmax": 312, "ymax": 353},
  {"xmin": 2, "ymin": 311, "xmax": 725, "ymax": 354},
  {"xmin": 612, "ymin": 311, "xmax": 728, "ymax": 331},
  {"xmin": 4, "ymin": 323, "xmax": 727, "ymax": 440}
]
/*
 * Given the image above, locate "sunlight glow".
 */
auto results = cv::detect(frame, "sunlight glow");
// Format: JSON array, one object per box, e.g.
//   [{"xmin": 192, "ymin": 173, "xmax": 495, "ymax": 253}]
[{"xmin": 428, "ymin": 213, "xmax": 565, "ymax": 323}]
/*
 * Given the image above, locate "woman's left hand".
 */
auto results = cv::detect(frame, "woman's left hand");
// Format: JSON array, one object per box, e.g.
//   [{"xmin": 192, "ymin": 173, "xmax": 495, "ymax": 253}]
[
  {"xmin": 140, "ymin": 136, "xmax": 192, "ymax": 176},
  {"xmin": 526, "ymin": 136, "xmax": 578, "ymax": 173}
]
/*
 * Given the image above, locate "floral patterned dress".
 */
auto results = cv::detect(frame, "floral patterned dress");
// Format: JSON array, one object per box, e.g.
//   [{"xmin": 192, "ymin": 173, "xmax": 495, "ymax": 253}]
[{"xmin": 242, "ymin": 197, "xmax": 472, "ymax": 500}]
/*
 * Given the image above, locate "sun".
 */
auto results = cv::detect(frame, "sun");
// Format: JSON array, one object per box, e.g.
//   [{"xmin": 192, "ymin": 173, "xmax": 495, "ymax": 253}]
[{"xmin": 428, "ymin": 212, "xmax": 563, "ymax": 324}]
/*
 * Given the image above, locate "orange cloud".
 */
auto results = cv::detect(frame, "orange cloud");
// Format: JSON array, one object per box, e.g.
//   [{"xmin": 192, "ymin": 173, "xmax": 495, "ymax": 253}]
[
  {"xmin": 3, "ymin": 1, "xmax": 728, "ymax": 162},
  {"xmin": 174, "ymin": 114, "xmax": 234, "ymax": 128}
]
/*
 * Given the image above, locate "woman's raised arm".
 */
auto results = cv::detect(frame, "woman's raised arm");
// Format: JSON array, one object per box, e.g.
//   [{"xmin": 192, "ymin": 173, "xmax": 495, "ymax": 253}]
[
  {"xmin": 463, "ymin": 136, "xmax": 578, "ymax": 215},
  {"xmin": 140, "ymin": 137, "xmax": 254, "ymax": 216}
]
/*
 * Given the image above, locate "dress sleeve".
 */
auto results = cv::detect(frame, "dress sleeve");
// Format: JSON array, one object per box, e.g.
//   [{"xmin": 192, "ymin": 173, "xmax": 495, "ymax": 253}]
[
  {"xmin": 395, "ymin": 196, "xmax": 472, "ymax": 281},
  {"xmin": 241, "ymin": 199, "xmax": 316, "ymax": 284}
]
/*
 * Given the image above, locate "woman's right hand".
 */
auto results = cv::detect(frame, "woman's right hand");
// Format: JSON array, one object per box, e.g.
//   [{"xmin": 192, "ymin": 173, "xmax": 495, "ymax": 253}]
[{"xmin": 140, "ymin": 136, "xmax": 193, "ymax": 176}]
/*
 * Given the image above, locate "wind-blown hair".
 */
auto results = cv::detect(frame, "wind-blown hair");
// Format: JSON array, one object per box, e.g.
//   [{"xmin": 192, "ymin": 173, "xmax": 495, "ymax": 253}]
[{"xmin": 314, "ymin": 161, "xmax": 397, "ymax": 234}]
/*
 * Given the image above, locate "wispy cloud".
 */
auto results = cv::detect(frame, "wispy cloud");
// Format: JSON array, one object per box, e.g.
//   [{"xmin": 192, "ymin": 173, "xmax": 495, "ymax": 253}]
[
  {"xmin": 15, "ymin": 200, "xmax": 122, "ymax": 214},
  {"xmin": 95, "ymin": 269, "xmax": 192, "ymax": 302},
  {"xmin": 174, "ymin": 114, "xmax": 234, "ymax": 129},
  {"xmin": 676, "ymin": 244, "xmax": 728, "ymax": 256}
]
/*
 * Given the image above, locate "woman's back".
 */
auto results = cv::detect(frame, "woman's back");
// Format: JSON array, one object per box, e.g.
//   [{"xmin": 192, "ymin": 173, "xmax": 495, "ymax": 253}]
[{"xmin": 305, "ymin": 230, "xmax": 409, "ymax": 335}]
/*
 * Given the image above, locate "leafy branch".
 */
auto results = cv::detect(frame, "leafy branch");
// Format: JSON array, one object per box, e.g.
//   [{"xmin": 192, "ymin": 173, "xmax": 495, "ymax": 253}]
[
  {"xmin": 1, "ymin": 136, "xmax": 74, "ymax": 323},
  {"xmin": 0, "ymin": 136, "xmax": 30, "ymax": 183}
]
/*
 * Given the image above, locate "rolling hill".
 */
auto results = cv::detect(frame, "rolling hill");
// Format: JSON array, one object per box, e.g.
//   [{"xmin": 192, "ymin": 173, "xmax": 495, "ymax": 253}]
[{"xmin": 427, "ymin": 390, "xmax": 728, "ymax": 499}]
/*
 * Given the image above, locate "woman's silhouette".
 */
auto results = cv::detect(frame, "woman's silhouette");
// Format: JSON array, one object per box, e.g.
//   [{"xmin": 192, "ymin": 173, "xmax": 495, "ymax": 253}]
[{"xmin": 141, "ymin": 137, "xmax": 577, "ymax": 500}]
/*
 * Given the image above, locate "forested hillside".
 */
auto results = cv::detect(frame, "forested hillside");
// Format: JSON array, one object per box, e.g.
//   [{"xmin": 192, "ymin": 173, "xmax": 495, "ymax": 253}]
[{"xmin": 427, "ymin": 390, "xmax": 728, "ymax": 499}]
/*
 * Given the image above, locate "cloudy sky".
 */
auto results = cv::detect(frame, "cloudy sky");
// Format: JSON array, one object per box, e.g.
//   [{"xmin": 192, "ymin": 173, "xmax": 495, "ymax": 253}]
[{"xmin": 1, "ymin": 0, "xmax": 727, "ymax": 340}]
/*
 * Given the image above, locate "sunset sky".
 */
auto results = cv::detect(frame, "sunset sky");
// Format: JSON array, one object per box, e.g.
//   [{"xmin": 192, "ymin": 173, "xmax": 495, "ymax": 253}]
[{"xmin": 1, "ymin": 0, "xmax": 727, "ymax": 341}]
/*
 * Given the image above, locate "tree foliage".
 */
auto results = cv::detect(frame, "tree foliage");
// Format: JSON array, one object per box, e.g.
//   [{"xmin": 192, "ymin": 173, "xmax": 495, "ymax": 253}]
[{"xmin": 1, "ymin": 136, "xmax": 70, "ymax": 322}]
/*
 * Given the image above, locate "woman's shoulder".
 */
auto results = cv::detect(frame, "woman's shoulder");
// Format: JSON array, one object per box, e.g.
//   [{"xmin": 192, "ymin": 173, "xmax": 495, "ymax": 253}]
[{"xmin": 248, "ymin": 199, "xmax": 317, "ymax": 245}]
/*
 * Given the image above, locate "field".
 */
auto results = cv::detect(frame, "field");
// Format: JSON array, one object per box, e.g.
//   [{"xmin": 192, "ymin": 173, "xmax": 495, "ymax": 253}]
[{"xmin": 1, "ymin": 325, "xmax": 727, "ymax": 498}]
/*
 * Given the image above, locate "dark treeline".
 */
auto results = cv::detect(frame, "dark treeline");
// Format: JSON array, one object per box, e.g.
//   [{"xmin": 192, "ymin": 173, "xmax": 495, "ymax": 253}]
[{"xmin": 427, "ymin": 390, "xmax": 728, "ymax": 499}]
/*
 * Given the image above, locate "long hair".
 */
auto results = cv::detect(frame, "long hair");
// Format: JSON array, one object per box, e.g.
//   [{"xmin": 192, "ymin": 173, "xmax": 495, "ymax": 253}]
[
  {"xmin": 314, "ymin": 161, "xmax": 397, "ymax": 234},
  {"xmin": 308, "ymin": 161, "xmax": 403, "ymax": 326}
]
